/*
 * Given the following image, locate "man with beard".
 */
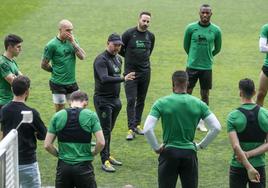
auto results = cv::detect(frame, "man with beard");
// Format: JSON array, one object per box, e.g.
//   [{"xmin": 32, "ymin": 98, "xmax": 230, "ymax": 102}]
[
  {"xmin": 184, "ymin": 4, "xmax": 222, "ymax": 132},
  {"xmin": 120, "ymin": 11, "xmax": 155, "ymax": 140},
  {"xmin": 93, "ymin": 33, "xmax": 135, "ymax": 172}
]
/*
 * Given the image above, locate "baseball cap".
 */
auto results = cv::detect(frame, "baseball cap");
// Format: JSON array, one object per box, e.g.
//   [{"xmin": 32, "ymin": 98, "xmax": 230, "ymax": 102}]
[{"xmin": 108, "ymin": 33, "xmax": 123, "ymax": 45}]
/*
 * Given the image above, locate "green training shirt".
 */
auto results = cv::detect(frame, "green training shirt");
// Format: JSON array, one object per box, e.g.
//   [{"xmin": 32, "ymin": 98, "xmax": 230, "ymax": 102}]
[
  {"xmin": 260, "ymin": 24, "xmax": 268, "ymax": 67},
  {"xmin": 150, "ymin": 93, "xmax": 211, "ymax": 151},
  {"xmin": 184, "ymin": 22, "xmax": 222, "ymax": 70},
  {"xmin": 0, "ymin": 55, "xmax": 19, "ymax": 105},
  {"xmin": 48, "ymin": 108, "xmax": 102, "ymax": 164},
  {"xmin": 227, "ymin": 104, "xmax": 268, "ymax": 168},
  {"xmin": 43, "ymin": 37, "xmax": 78, "ymax": 85}
]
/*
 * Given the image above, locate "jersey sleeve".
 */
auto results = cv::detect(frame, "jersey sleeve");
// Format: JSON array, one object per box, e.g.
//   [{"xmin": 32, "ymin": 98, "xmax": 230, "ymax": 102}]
[
  {"xmin": 32, "ymin": 109, "xmax": 47, "ymax": 140},
  {"xmin": 150, "ymin": 32, "xmax": 155, "ymax": 54},
  {"xmin": 90, "ymin": 112, "xmax": 102, "ymax": 133},
  {"xmin": 94, "ymin": 57, "xmax": 124, "ymax": 83},
  {"xmin": 48, "ymin": 114, "xmax": 57, "ymax": 134},
  {"xmin": 227, "ymin": 111, "xmax": 237, "ymax": 133},
  {"xmin": 260, "ymin": 24, "xmax": 268, "ymax": 38},
  {"xmin": 119, "ymin": 30, "xmax": 129, "ymax": 57},
  {"xmin": 149, "ymin": 100, "xmax": 161, "ymax": 119},
  {"xmin": 79, "ymin": 110, "xmax": 102, "ymax": 133},
  {"xmin": 200, "ymin": 100, "xmax": 211, "ymax": 119},
  {"xmin": 48, "ymin": 110, "xmax": 67, "ymax": 134},
  {"xmin": 258, "ymin": 107, "xmax": 268, "ymax": 132},
  {"xmin": 212, "ymin": 27, "xmax": 222, "ymax": 56},
  {"xmin": 42, "ymin": 43, "xmax": 54, "ymax": 61},
  {"xmin": 0, "ymin": 62, "xmax": 12, "ymax": 78},
  {"xmin": 183, "ymin": 25, "xmax": 192, "ymax": 54}
]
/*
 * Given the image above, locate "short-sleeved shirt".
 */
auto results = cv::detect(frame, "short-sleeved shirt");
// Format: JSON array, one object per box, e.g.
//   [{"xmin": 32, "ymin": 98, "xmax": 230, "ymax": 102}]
[
  {"xmin": 227, "ymin": 104, "xmax": 268, "ymax": 168},
  {"xmin": 184, "ymin": 22, "xmax": 222, "ymax": 70},
  {"xmin": 0, "ymin": 55, "xmax": 19, "ymax": 105},
  {"xmin": 150, "ymin": 93, "xmax": 211, "ymax": 151},
  {"xmin": 42, "ymin": 37, "xmax": 78, "ymax": 85},
  {"xmin": 48, "ymin": 108, "xmax": 101, "ymax": 164},
  {"xmin": 260, "ymin": 24, "xmax": 268, "ymax": 67}
]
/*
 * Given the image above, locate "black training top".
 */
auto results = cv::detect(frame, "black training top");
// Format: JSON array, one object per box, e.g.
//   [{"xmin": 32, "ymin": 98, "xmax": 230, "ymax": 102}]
[
  {"xmin": 237, "ymin": 105, "xmax": 266, "ymax": 142},
  {"xmin": 119, "ymin": 27, "xmax": 155, "ymax": 73},
  {"xmin": 93, "ymin": 50, "xmax": 124, "ymax": 98},
  {"xmin": 0, "ymin": 101, "xmax": 47, "ymax": 165}
]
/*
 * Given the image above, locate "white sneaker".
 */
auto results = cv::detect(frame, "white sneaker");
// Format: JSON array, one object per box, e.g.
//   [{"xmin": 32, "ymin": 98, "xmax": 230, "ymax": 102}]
[{"xmin": 197, "ymin": 120, "xmax": 207, "ymax": 132}]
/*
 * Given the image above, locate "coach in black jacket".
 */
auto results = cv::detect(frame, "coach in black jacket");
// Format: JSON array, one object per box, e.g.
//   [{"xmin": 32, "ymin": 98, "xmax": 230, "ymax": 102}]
[{"xmin": 93, "ymin": 33, "xmax": 135, "ymax": 172}]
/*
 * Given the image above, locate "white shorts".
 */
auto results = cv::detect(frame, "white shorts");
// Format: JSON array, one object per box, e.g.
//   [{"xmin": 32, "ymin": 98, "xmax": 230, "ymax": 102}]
[{"xmin": 52, "ymin": 94, "xmax": 71, "ymax": 104}]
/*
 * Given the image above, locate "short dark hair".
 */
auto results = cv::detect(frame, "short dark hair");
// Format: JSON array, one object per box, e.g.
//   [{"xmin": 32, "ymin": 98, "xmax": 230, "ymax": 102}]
[
  {"xmin": 200, "ymin": 4, "xmax": 211, "ymax": 10},
  {"xmin": 239, "ymin": 78, "xmax": 255, "ymax": 98},
  {"xmin": 139, "ymin": 11, "xmax": 151, "ymax": 18},
  {"xmin": 4, "ymin": 34, "xmax": 23, "ymax": 50},
  {"xmin": 12, "ymin": 76, "xmax": 31, "ymax": 96},
  {"xmin": 70, "ymin": 91, "xmax": 88, "ymax": 102},
  {"xmin": 172, "ymin": 71, "xmax": 188, "ymax": 87}
]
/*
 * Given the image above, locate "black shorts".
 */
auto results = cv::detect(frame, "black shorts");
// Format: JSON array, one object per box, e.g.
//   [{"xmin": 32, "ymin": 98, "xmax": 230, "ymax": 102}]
[
  {"xmin": 158, "ymin": 147, "xmax": 198, "ymax": 188},
  {"xmin": 49, "ymin": 81, "xmax": 79, "ymax": 95},
  {"xmin": 56, "ymin": 160, "xmax": 97, "ymax": 188},
  {"xmin": 262, "ymin": 66, "xmax": 268, "ymax": 77},
  {"xmin": 229, "ymin": 166, "xmax": 266, "ymax": 188},
  {"xmin": 186, "ymin": 68, "xmax": 212, "ymax": 90}
]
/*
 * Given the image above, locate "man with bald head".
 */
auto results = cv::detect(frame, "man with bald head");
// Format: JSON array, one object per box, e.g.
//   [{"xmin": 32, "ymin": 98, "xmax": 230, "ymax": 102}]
[{"xmin": 41, "ymin": 19, "xmax": 86, "ymax": 112}]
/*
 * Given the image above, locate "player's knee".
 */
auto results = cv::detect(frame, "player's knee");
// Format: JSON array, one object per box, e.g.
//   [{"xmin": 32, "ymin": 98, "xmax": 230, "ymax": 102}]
[{"xmin": 127, "ymin": 97, "xmax": 136, "ymax": 106}]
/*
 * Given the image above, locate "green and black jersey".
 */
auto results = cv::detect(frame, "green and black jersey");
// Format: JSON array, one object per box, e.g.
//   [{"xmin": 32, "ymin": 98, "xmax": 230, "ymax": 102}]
[
  {"xmin": 120, "ymin": 27, "xmax": 155, "ymax": 73},
  {"xmin": 184, "ymin": 22, "xmax": 222, "ymax": 70},
  {"xmin": 0, "ymin": 55, "xmax": 19, "ymax": 105},
  {"xmin": 227, "ymin": 104, "xmax": 268, "ymax": 168},
  {"xmin": 260, "ymin": 24, "xmax": 268, "ymax": 67},
  {"xmin": 48, "ymin": 108, "xmax": 102, "ymax": 164},
  {"xmin": 43, "ymin": 37, "xmax": 78, "ymax": 85},
  {"xmin": 149, "ymin": 93, "xmax": 211, "ymax": 151}
]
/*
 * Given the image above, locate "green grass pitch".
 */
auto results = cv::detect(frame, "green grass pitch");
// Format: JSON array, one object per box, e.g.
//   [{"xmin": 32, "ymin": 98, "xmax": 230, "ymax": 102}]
[{"xmin": 0, "ymin": 0, "xmax": 268, "ymax": 187}]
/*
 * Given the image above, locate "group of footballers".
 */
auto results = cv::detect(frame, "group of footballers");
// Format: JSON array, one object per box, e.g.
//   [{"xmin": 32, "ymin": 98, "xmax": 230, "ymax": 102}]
[{"xmin": 0, "ymin": 3, "xmax": 268, "ymax": 188}]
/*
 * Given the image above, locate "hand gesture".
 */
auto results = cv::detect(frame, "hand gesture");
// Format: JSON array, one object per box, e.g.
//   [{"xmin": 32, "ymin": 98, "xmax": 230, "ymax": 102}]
[
  {"xmin": 65, "ymin": 32, "xmax": 75, "ymax": 44},
  {"xmin": 247, "ymin": 167, "xmax": 260, "ymax": 183},
  {"xmin": 154, "ymin": 143, "xmax": 164, "ymax": 154},
  {"xmin": 124, "ymin": 72, "xmax": 135, "ymax": 81}
]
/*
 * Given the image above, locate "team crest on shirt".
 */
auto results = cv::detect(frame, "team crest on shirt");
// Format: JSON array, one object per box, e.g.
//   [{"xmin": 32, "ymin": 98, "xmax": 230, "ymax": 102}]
[
  {"xmin": 136, "ymin": 40, "xmax": 145, "ymax": 48},
  {"xmin": 113, "ymin": 64, "xmax": 120, "ymax": 73},
  {"xmin": 64, "ymin": 49, "xmax": 72, "ymax": 56},
  {"xmin": 197, "ymin": 34, "xmax": 208, "ymax": 45},
  {"xmin": 101, "ymin": 111, "xmax": 107, "ymax": 119}
]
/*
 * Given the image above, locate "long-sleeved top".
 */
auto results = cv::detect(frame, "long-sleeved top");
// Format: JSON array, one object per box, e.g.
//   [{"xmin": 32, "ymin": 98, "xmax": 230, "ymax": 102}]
[
  {"xmin": 0, "ymin": 101, "xmax": 47, "ymax": 165},
  {"xmin": 119, "ymin": 27, "xmax": 155, "ymax": 73},
  {"xmin": 184, "ymin": 22, "xmax": 222, "ymax": 70},
  {"xmin": 93, "ymin": 50, "xmax": 124, "ymax": 98}
]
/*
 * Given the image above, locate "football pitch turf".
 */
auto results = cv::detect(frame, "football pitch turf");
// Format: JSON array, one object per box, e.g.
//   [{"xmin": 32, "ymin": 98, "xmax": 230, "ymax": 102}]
[{"xmin": 1, "ymin": 0, "xmax": 268, "ymax": 187}]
